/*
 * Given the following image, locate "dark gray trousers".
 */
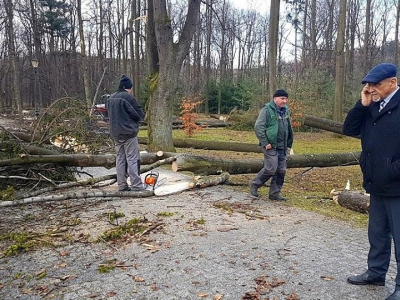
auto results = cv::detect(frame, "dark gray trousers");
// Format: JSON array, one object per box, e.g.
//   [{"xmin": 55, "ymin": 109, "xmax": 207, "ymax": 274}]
[
  {"xmin": 115, "ymin": 137, "xmax": 142, "ymax": 190},
  {"xmin": 251, "ymin": 148, "xmax": 287, "ymax": 197},
  {"xmin": 367, "ymin": 194, "xmax": 400, "ymax": 287}
]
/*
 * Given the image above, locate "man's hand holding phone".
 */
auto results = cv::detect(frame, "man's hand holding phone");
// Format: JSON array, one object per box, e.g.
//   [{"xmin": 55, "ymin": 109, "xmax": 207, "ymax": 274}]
[{"xmin": 361, "ymin": 84, "xmax": 380, "ymax": 106}]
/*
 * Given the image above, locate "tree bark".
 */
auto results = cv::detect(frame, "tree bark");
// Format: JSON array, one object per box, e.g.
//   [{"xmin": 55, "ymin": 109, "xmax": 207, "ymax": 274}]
[
  {"xmin": 337, "ymin": 190, "xmax": 369, "ymax": 214},
  {"xmin": 172, "ymin": 152, "xmax": 361, "ymax": 175}
]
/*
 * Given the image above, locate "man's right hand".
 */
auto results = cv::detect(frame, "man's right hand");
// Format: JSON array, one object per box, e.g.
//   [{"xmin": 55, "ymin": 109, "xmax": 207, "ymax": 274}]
[
  {"xmin": 265, "ymin": 144, "xmax": 272, "ymax": 150},
  {"xmin": 361, "ymin": 84, "xmax": 380, "ymax": 106}
]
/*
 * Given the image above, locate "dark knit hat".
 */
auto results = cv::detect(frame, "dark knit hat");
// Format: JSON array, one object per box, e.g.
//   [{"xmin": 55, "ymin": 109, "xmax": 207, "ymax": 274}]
[
  {"xmin": 273, "ymin": 89, "xmax": 289, "ymax": 98},
  {"xmin": 119, "ymin": 75, "xmax": 133, "ymax": 89},
  {"xmin": 361, "ymin": 63, "xmax": 398, "ymax": 84}
]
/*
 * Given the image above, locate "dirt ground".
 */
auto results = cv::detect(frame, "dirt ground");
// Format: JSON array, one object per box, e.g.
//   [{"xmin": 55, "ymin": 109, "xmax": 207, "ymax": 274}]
[
  {"xmin": 1, "ymin": 114, "xmax": 397, "ymax": 300},
  {"xmin": 0, "ymin": 177, "xmax": 398, "ymax": 300}
]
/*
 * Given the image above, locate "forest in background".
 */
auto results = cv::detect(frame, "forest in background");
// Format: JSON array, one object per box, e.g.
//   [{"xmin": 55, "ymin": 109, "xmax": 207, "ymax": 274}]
[{"xmin": 1, "ymin": 0, "xmax": 400, "ymax": 124}]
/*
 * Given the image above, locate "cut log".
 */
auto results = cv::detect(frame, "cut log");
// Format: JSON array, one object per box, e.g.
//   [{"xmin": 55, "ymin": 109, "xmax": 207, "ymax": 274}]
[
  {"xmin": 172, "ymin": 152, "xmax": 361, "ymax": 175},
  {"xmin": 337, "ymin": 190, "xmax": 369, "ymax": 214},
  {"xmin": 153, "ymin": 172, "xmax": 230, "ymax": 196}
]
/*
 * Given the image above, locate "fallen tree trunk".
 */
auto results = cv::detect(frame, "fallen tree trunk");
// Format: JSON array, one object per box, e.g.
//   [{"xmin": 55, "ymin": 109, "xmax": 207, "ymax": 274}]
[
  {"xmin": 11, "ymin": 156, "xmax": 177, "ymax": 200},
  {"xmin": 337, "ymin": 190, "xmax": 369, "ymax": 214},
  {"xmin": 137, "ymin": 137, "xmax": 261, "ymax": 153},
  {"xmin": 172, "ymin": 119, "xmax": 233, "ymax": 127},
  {"xmin": 3, "ymin": 171, "xmax": 229, "ymax": 206},
  {"xmin": 0, "ymin": 189, "xmax": 154, "ymax": 207},
  {"xmin": 303, "ymin": 114, "xmax": 344, "ymax": 135},
  {"xmin": 0, "ymin": 152, "xmax": 174, "ymax": 168},
  {"xmin": 172, "ymin": 152, "xmax": 361, "ymax": 175}
]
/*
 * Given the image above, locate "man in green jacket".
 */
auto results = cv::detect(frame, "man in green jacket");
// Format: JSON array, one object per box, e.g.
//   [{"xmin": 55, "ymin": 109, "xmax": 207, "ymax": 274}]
[{"xmin": 250, "ymin": 89, "xmax": 294, "ymax": 200}]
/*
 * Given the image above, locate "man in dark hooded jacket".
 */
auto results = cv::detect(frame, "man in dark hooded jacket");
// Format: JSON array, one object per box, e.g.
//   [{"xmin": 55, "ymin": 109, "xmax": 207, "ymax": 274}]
[{"xmin": 107, "ymin": 75, "xmax": 145, "ymax": 191}]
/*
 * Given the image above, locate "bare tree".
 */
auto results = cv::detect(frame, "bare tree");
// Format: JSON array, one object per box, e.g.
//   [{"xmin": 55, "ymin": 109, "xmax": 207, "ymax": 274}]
[
  {"xmin": 333, "ymin": 0, "xmax": 347, "ymax": 121},
  {"xmin": 146, "ymin": 0, "xmax": 201, "ymax": 151},
  {"xmin": 363, "ymin": 0, "xmax": 372, "ymax": 73},
  {"xmin": 4, "ymin": 0, "xmax": 22, "ymax": 119},
  {"xmin": 76, "ymin": 0, "xmax": 92, "ymax": 109},
  {"xmin": 268, "ymin": 0, "xmax": 281, "ymax": 98},
  {"xmin": 396, "ymin": 0, "xmax": 400, "ymax": 65}
]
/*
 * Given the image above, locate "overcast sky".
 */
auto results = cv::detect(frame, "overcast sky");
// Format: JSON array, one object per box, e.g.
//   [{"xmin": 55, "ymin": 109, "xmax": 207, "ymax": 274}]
[{"xmin": 230, "ymin": 0, "xmax": 270, "ymax": 12}]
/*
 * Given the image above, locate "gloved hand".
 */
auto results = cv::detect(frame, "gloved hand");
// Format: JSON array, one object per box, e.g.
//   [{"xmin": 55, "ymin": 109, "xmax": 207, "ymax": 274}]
[{"xmin": 286, "ymin": 148, "xmax": 294, "ymax": 155}]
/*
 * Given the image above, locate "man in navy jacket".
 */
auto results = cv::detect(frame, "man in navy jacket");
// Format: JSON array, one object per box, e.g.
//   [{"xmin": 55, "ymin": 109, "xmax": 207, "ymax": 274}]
[
  {"xmin": 107, "ymin": 75, "xmax": 145, "ymax": 191},
  {"xmin": 343, "ymin": 63, "xmax": 400, "ymax": 300}
]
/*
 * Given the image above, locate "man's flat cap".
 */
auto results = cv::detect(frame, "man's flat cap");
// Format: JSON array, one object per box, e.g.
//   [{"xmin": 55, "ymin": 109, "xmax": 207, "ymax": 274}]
[{"xmin": 361, "ymin": 63, "xmax": 398, "ymax": 84}]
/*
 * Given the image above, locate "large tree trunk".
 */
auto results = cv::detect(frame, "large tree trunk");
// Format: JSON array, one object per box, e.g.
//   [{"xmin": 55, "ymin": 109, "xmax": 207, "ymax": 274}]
[
  {"xmin": 268, "ymin": 0, "xmax": 280, "ymax": 98},
  {"xmin": 172, "ymin": 152, "xmax": 361, "ymax": 175},
  {"xmin": 77, "ymin": 0, "xmax": 92, "ymax": 110},
  {"xmin": 303, "ymin": 114, "xmax": 347, "ymax": 136},
  {"xmin": 4, "ymin": 0, "xmax": 23, "ymax": 119},
  {"xmin": 333, "ymin": 0, "xmax": 346, "ymax": 122},
  {"xmin": 0, "ymin": 152, "xmax": 174, "ymax": 168},
  {"xmin": 138, "ymin": 137, "xmax": 262, "ymax": 153},
  {"xmin": 146, "ymin": 0, "xmax": 201, "ymax": 152}
]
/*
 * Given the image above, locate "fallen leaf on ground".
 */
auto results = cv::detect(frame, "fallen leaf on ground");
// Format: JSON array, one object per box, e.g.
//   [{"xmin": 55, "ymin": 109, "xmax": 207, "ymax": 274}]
[
  {"xmin": 134, "ymin": 276, "xmax": 145, "ymax": 282},
  {"xmin": 213, "ymin": 293, "xmax": 224, "ymax": 300}
]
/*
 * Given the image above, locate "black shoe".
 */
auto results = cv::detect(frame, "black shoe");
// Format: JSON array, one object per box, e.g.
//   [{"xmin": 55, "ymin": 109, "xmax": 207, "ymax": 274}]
[
  {"xmin": 387, "ymin": 290, "xmax": 400, "ymax": 300},
  {"xmin": 130, "ymin": 186, "xmax": 145, "ymax": 192},
  {"xmin": 347, "ymin": 272, "xmax": 385, "ymax": 286},
  {"xmin": 118, "ymin": 187, "xmax": 131, "ymax": 191},
  {"xmin": 269, "ymin": 194, "xmax": 287, "ymax": 201},
  {"xmin": 250, "ymin": 184, "xmax": 259, "ymax": 197}
]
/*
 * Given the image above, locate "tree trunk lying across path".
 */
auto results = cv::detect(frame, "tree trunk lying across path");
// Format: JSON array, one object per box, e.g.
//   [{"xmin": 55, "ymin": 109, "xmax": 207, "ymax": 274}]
[
  {"xmin": 138, "ymin": 137, "xmax": 261, "ymax": 153},
  {"xmin": 2, "ymin": 172, "xmax": 230, "ymax": 207},
  {"xmin": 0, "ymin": 152, "xmax": 174, "ymax": 168},
  {"xmin": 0, "ymin": 150, "xmax": 361, "ymax": 173},
  {"xmin": 172, "ymin": 152, "xmax": 361, "ymax": 175},
  {"xmin": 337, "ymin": 190, "xmax": 369, "ymax": 214}
]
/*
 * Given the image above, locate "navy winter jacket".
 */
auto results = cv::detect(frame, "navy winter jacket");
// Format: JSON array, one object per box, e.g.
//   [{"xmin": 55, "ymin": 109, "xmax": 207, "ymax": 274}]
[
  {"xmin": 106, "ymin": 89, "xmax": 145, "ymax": 140},
  {"xmin": 343, "ymin": 90, "xmax": 400, "ymax": 196}
]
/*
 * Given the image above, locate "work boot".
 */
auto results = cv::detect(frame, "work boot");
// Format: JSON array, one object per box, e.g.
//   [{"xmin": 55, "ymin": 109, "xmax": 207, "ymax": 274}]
[
  {"xmin": 250, "ymin": 184, "xmax": 259, "ymax": 197},
  {"xmin": 269, "ymin": 194, "xmax": 287, "ymax": 201}
]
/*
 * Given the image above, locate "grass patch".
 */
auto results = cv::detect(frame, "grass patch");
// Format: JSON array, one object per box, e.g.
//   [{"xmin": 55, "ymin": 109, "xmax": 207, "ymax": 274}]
[
  {"xmin": 96, "ymin": 217, "xmax": 148, "ymax": 242},
  {"xmin": 157, "ymin": 211, "xmax": 175, "ymax": 217},
  {"xmin": 0, "ymin": 232, "xmax": 37, "ymax": 257}
]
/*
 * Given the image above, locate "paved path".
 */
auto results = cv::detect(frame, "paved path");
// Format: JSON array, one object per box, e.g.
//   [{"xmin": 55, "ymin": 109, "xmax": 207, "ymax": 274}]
[{"xmin": 0, "ymin": 183, "xmax": 396, "ymax": 300}]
